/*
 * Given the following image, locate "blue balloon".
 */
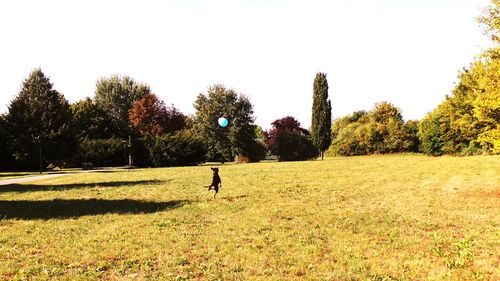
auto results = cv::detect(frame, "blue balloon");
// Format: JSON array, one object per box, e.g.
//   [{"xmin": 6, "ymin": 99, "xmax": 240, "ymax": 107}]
[{"xmin": 218, "ymin": 117, "xmax": 229, "ymax": 127}]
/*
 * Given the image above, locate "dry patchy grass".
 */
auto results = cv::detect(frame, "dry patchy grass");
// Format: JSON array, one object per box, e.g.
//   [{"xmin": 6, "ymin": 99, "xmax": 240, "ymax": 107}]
[{"xmin": 0, "ymin": 154, "xmax": 498, "ymax": 280}]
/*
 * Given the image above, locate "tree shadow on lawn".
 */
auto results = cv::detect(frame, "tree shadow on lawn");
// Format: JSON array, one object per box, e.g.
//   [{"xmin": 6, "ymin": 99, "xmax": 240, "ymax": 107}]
[
  {"xmin": 0, "ymin": 199, "xmax": 190, "ymax": 220},
  {"xmin": 0, "ymin": 180, "xmax": 170, "ymax": 193}
]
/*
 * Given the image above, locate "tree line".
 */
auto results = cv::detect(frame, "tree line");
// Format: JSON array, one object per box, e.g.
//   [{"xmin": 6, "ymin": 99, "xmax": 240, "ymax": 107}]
[
  {"xmin": 418, "ymin": 0, "xmax": 499, "ymax": 155},
  {"xmin": 329, "ymin": 0, "xmax": 499, "ymax": 156},
  {"xmin": 0, "ymin": 71, "xmax": 332, "ymax": 171},
  {"xmin": 0, "ymin": 1, "xmax": 498, "ymax": 170}
]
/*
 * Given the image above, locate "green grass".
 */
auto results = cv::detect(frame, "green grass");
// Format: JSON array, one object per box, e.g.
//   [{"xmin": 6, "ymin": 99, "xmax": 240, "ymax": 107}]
[{"xmin": 0, "ymin": 154, "xmax": 499, "ymax": 280}]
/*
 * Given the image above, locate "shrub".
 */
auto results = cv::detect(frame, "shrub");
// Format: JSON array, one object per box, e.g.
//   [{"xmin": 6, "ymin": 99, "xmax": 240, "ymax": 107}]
[
  {"xmin": 146, "ymin": 131, "xmax": 207, "ymax": 167},
  {"xmin": 330, "ymin": 122, "xmax": 371, "ymax": 156},
  {"xmin": 329, "ymin": 103, "xmax": 420, "ymax": 156},
  {"xmin": 477, "ymin": 128, "xmax": 500, "ymax": 154},
  {"xmin": 418, "ymin": 111, "xmax": 445, "ymax": 156},
  {"xmin": 131, "ymin": 138, "xmax": 152, "ymax": 167},
  {"xmin": 76, "ymin": 138, "xmax": 127, "ymax": 167},
  {"xmin": 459, "ymin": 141, "xmax": 483, "ymax": 156},
  {"xmin": 270, "ymin": 130, "xmax": 318, "ymax": 161},
  {"xmin": 237, "ymin": 141, "xmax": 267, "ymax": 163}
]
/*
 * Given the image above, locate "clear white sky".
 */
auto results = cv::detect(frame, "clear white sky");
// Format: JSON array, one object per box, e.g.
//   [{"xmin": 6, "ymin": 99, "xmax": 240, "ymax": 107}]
[{"xmin": 0, "ymin": 0, "xmax": 493, "ymax": 129}]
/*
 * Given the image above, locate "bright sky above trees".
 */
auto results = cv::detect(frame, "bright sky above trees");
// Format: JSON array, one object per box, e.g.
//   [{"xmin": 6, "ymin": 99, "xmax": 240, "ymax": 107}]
[{"xmin": 0, "ymin": 0, "xmax": 493, "ymax": 129}]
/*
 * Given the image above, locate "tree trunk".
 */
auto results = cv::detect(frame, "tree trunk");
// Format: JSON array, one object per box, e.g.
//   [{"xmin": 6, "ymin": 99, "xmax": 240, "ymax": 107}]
[{"xmin": 39, "ymin": 141, "xmax": 42, "ymax": 174}]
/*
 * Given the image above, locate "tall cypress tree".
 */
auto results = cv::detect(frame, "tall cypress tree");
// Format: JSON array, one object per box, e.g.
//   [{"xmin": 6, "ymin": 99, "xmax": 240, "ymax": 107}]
[{"xmin": 311, "ymin": 72, "xmax": 332, "ymax": 159}]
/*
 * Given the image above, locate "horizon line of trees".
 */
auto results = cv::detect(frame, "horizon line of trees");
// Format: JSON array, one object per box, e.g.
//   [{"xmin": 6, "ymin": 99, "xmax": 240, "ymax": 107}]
[
  {"xmin": 0, "ymin": 0, "xmax": 498, "ymax": 171},
  {"xmin": 0, "ymin": 70, "xmax": 327, "ymax": 171},
  {"xmin": 417, "ymin": 0, "xmax": 499, "ymax": 155},
  {"xmin": 328, "ymin": 0, "xmax": 499, "ymax": 156}
]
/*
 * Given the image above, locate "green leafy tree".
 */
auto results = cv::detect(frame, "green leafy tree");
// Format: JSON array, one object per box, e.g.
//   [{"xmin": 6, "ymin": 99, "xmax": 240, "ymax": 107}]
[
  {"xmin": 329, "ymin": 102, "xmax": 418, "ymax": 156},
  {"xmin": 311, "ymin": 72, "xmax": 332, "ymax": 159},
  {"xmin": 255, "ymin": 126, "xmax": 267, "ymax": 144},
  {"xmin": 417, "ymin": 0, "xmax": 499, "ymax": 155},
  {"xmin": 6, "ymin": 69, "xmax": 75, "ymax": 170},
  {"xmin": 94, "ymin": 75, "xmax": 151, "ymax": 139},
  {"xmin": 404, "ymin": 120, "xmax": 420, "ymax": 152},
  {"xmin": 228, "ymin": 95, "xmax": 265, "ymax": 162},
  {"xmin": 473, "ymin": 49, "xmax": 500, "ymax": 153},
  {"xmin": 71, "ymin": 97, "xmax": 117, "ymax": 140},
  {"xmin": 418, "ymin": 49, "xmax": 500, "ymax": 155},
  {"xmin": 371, "ymin": 102, "xmax": 403, "ymax": 124},
  {"xmin": 330, "ymin": 110, "xmax": 367, "ymax": 141},
  {"xmin": 193, "ymin": 84, "xmax": 261, "ymax": 162},
  {"xmin": 331, "ymin": 122, "xmax": 372, "ymax": 156},
  {"xmin": 419, "ymin": 109, "xmax": 447, "ymax": 155}
]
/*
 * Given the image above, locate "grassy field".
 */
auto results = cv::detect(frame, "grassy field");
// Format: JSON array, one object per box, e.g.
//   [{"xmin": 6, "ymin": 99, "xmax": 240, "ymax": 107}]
[
  {"xmin": 0, "ymin": 154, "xmax": 498, "ymax": 280},
  {"xmin": 0, "ymin": 170, "xmax": 84, "ymax": 181},
  {"xmin": 0, "ymin": 171, "xmax": 42, "ymax": 180}
]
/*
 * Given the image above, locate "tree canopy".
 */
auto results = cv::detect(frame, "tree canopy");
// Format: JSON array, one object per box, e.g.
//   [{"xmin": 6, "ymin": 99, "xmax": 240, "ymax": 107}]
[
  {"xmin": 94, "ymin": 75, "xmax": 151, "ymax": 139},
  {"xmin": 419, "ymin": 49, "xmax": 500, "ymax": 155},
  {"xmin": 478, "ymin": 0, "xmax": 500, "ymax": 43},
  {"xmin": 193, "ymin": 84, "xmax": 263, "ymax": 162},
  {"xmin": 71, "ymin": 97, "xmax": 117, "ymax": 140},
  {"xmin": 419, "ymin": 1, "xmax": 500, "ymax": 155},
  {"xmin": 329, "ymin": 102, "xmax": 419, "ymax": 156},
  {"xmin": 267, "ymin": 116, "xmax": 318, "ymax": 161},
  {"xmin": 6, "ymin": 69, "xmax": 75, "ymax": 169},
  {"xmin": 129, "ymin": 93, "xmax": 186, "ymax": 137}
]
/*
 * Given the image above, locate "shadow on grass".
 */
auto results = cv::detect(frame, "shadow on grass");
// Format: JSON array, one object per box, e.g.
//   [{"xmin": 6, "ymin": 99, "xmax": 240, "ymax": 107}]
[
  {"xmin": 0, "ymin": 180, "xmax": 169, "ymax": 193},
  {"xmin": 0, "ymin": 199, "xmax": 190, "ymax": 220}
]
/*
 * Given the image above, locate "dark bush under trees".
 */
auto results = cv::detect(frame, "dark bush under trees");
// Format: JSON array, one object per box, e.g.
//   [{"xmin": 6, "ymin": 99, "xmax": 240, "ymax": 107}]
[
  {"xmin": 75, "ymin": 138, "xmax": 128, "ymax": 167},
  {"xmin": 267, "ymin": 116, "xmax": 318, "ymax": 161},
  {"xmin": 270, "ymin": 130, "xmax": 318, "ymax": 161},
  {"xmin": 141, "ymin": 130, "xmax": 207, "ymax": 167}
]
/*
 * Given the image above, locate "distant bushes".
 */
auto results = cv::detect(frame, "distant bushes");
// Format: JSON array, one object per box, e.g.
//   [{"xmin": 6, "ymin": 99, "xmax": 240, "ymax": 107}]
[
  {"xmin": 270, "ymin": 130, "xmax": 318, "ymax": 161},
  {"xmin": 328, "ymin": 102, "xmax": 419, "ymax": 156},
  {"xmin": 75, "ymin": 131, "xmax": 207, "ymax": 168},
  {"xmin": 143, "ymin": 131, "xmax": 207, "ymax": 167},
  {"xmin": 236, "ymin": 140, "xmax": 267, "ymax": 163},
  {"xmin": 76, "ymin": 138, "xmax": 127, "ymax": 167}
]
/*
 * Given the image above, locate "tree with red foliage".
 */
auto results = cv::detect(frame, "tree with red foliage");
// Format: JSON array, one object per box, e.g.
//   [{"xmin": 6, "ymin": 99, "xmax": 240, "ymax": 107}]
[
  {"xmin": 266, "ymin": 116, "xmax": 317, "ymax": 161},
  {"xmin": 267, "ymin": 116, "xmax": 309, "ymax": 147},
  {"xmin": 129, "ymin": 93, "xmax": 185, "ymax": 137}
]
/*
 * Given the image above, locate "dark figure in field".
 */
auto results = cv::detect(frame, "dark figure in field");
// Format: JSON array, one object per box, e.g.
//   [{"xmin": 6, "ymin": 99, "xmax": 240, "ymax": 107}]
[{"xmin": 205, "ymin": 167, "xmax": 221, "ymax": 198}]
